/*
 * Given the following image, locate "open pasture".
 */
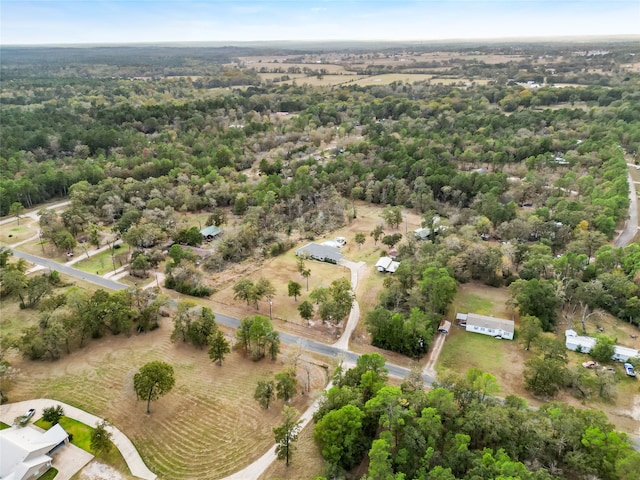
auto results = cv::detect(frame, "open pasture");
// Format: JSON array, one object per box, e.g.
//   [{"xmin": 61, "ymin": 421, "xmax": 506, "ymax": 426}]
[{"xmin": 7, "ymin": 318, "xmax": 325, "ymax": 480}]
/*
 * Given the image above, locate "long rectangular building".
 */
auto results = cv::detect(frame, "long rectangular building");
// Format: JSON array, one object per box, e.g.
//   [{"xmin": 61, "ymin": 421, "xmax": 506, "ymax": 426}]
[{"xmin": 464, "ymin": 313, "xmax": 514, "ymax": 340}]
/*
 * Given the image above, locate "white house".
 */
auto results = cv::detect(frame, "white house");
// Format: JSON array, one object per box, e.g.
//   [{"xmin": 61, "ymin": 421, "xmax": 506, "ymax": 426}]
[
  {"xmin": 375, "ymin": 256, "xmax": 400, "ymax": 273},
  {"xmin": 464, "ymin": 313, "xmax": 514, "ymax": 340},
  {"xmin": 0, "ymin": 423, "xmax": 69, "ymax": 480},
  {"xmin": 612, "ymin": 345, "xmax": 639, "ymax": 363},
  {"xmin": 565, "ymin": 330, "xmax": 639, "ymax": 362},
  {"xmin": 564, "ymin": 329, "xmax": 596, "ymax": 353}
]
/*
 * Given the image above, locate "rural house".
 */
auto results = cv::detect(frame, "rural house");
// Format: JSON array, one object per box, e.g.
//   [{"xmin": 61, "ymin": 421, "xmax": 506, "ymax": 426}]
[
  {"xmin": 0, "ymin": 423, "xmax": 69, "ymax": 480},
  {"xmin": 564, "ymin": 329, "xmax": 597, "ymax": 352},
  {"xmin": 296, "ymin": 242, "xmax": 344, "ymax": 263},
  {"xmin": 460, "ymin": 313, "xmax": 514, "ymax": 340},
  {"xmin": 200, "ymin": 225, "xmax": 222, "ymax": 241},
  {"xmin": 375, "ymin": 256, "xmax": 400, "ymax": 273},
  {"xmin": 565, "ymin": 330, "xmax": 640, "ymax": 362}
]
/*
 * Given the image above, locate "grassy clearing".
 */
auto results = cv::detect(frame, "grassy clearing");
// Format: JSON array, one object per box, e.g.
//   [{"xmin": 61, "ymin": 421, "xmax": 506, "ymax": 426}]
[
  {"xmin": 73, "ymin": 249, "xmax": 123, "ymax": 276},
  {"xmin": 8, "ymin": 318, "xmax": 324, "ymax": 480},
  {"xmin": 0, "ymin": 421, "xmax": 10, "ymax": 430},
  {"xmin": 0, "ymin": 218, "xmax": 38, "ymax": 245},
  {"xmin": 0, "ymin": 296, "xmax": 41, "ymax": 337},
  {"xmin": 258, "ymin": 421, "xmax": 325, "ymax": 480},
  {"xmin": 58, "ymin": 416, "xmax": 93, "ymax": 451},
  {"xmin": 449, "ymin": 283, "xmax": 513, "ymax": 320}
]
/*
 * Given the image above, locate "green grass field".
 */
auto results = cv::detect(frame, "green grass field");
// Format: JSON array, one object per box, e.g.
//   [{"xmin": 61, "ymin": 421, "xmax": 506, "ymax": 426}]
[
  {"xmin": 449, "ymin": 290, "xmax": 494, "ymax": 317},
  {"xmin": 73, "ymin": 249, "xmax": 121, "ymax": 275},
  {"xmin": 37, "ymin": 468, "xmax": 58, "ymax": 480},
  {"xmin": 437, "ymin": 331, "xmax": 505, "ymax": 380},
  {"xmin": 35, "ymin": 416, "xmax": 133, "ymax": 476},
  {"xmin": 59, "ymin": 417, "xmax": 93, "ymax": 451},
  {"xmin": 0, "ymin": 421, "xmax": 10, "ymax": 430}
]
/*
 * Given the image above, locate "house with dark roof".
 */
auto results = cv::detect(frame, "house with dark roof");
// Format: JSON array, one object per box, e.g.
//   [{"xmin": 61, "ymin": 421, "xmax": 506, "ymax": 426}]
[{"xmin": 296, "ymin": 242, "xmax": 344, "ymax": 264}]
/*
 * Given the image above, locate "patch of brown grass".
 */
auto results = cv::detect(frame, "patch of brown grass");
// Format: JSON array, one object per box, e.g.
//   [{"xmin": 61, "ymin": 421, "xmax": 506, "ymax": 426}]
[
  {"xmin": 8, "ymin": 319, "xmax": 326, "ymax": 480},
  {"xmin": 258, "ymin": 422, "xmax": 325, "ymax": 480},
  {"xmin": 0, "ymin": 218, "xmax": 39, "ymax": 245}
]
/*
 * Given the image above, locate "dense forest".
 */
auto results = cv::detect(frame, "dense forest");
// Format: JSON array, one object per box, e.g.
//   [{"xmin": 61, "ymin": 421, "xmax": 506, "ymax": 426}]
[
  {"xmin": 313, "ymin": 354, "xmax": 640, "ymax": 480},
  {"xmin": 1, "ymin": 41, "xmax": 640, "ymax": 479}
]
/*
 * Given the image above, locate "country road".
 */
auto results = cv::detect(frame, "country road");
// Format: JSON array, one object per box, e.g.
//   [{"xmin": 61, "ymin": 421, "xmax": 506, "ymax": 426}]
[
  {"xmin": 7, "ymin": 246, "xmax": 638, "ymax": 473},
  {"xmin": 615, "ymin": 170, "xmax": 639, "ymax": 247},
  {"xmin": 9, "ymin": 248, "xmax": 434, "ymax": 385}
]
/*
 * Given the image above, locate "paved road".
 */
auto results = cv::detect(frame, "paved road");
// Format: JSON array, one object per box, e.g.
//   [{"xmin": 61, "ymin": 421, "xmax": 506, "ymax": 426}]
[
  {"xmin": 615, "ymin": 170, "xmax": 639, "ymax": 247},
  {"xmin": 11, "ymin": 248, "xmax": 434, "ymax": 384},
  {"xmin": 10, "ymin": 250, "xmax": 128, "ymax": 291},
  {"xmin": 333, "ymin": 259, "xmax": 366, "ymax": 350},
  {"xmin": 0, "ymin": 200, "xmax": 71, "ymax": 226}
]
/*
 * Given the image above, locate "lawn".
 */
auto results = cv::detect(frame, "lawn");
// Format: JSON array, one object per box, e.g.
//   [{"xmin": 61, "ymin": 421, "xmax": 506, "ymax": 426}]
[
  {"xmin": 258, "ymin": 422, "xmax": 324, "ymax": 480},
  {"xmin": 7, "ymin": 317, "xmax": 326, "ymax": 480},
  {"xmin": 59, "ymin": 416, "xmax": 93, "ymax": 451},
  {"xmin": 0, "ymin": 421, "xmax": 10, "ymax": 430},
  {"xmin": 0, "ymin": 218, "xmax": 39, "ymax": 246},
  {"xmin": 73, "ymin": 248, "xmax": 125, "ymax": 276},
  {"xmin": 37, "ymin": 468, "xmax": 58, "ymax": 480},
  {"xmin": 449, "ymin": 282, "xmax": 513, "ymax": 320},
  {"xmin": 35, "ymin": 417, "xmax": 133, "ymax": 477}
]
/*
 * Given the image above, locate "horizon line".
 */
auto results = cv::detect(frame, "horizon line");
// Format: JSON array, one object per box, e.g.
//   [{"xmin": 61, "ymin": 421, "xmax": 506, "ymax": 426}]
[{"xmin": 3, "ymin": 34, "xmax": 640, "ymax": 48}]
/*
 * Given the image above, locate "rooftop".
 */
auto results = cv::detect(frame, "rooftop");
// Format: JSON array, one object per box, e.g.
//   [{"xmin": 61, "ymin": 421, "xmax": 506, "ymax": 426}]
[{"xmin": 466, "ymin": 313, "xmax": 514, "ymax": 333}]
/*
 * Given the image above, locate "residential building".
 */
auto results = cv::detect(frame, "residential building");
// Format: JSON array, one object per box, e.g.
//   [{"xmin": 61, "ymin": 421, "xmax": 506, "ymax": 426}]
[
  {"xmin": 295, "ymin": 242, "xmax": 344, "ymax": 263},
  {"xmin": 0, "ymin": 423, "xmax": 69, "ymax": 480},
  {"xmin": 461, "ymin": 313, "xmax": 514, "ymax": 340}
]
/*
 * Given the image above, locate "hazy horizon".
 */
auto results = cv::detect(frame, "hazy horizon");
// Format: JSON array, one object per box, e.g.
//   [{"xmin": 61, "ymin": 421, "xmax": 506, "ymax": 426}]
[{"xmin": 2, "ymin": 0, "xmax": 639, "ymax": 46}]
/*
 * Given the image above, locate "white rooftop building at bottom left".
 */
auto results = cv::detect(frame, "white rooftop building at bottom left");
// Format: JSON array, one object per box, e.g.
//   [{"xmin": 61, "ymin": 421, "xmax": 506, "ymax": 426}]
[{"xmin": 0, "ymin": 423, "xmax": 69, "ymax": 480}]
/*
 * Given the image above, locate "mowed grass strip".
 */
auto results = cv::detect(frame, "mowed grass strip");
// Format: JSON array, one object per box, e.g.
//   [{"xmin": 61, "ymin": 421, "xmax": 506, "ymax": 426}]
[
  {"xmin": 8, "ymin": 319, "xmax": 318, "ymax": 480},
  {"xmin": 438, "ymin": 329, "xmax": 505, "ymax": 378},
  {"xmin": 0, "ymin": 219, "xmax": 38, "ymax": 245},
  {"xmin": 36, "ymin": 417, "xmax": 132, "ymax": 476},
  {"xmin": 36, "ymin": 468, "xmax": 58, "ymax": 480},
  {"xmin": 73, "ymin": 249, "xmax": 122, "ymax": 275}
]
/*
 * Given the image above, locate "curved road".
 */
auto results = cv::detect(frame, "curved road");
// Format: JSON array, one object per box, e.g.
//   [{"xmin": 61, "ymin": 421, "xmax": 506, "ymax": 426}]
[
  {"xmin": 9, "ymin": 248, "xmax": 434, "ymax": 385},
  {"xmin": 9, "ymin": 248, "xmax": 637, "ymax": 473}
]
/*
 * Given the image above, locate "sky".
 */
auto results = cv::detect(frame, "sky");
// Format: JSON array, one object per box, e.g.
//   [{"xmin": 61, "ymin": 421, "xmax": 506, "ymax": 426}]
[{"xmin": 1, "ymin": 0, "xmax": 639, "ymax": 45}]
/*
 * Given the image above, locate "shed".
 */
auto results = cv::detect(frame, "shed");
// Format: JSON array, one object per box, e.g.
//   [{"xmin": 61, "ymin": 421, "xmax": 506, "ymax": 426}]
[
  {"xmin": 465, "ymin": 313, "xmax": 514, "ymax": 340},
  {"xmin": 438, "ymin": 320, "xmax": 452, "ymax": 334},
  {"xmin": 456, "ymin": 313, "xmax": 468, "ymax": 326},
  {"xmin": 414, "ymin": 228, "xmax": 431, "ymax": 241},
  {"xmin": 296, "ymin": 242, "xmax": 344, "ymax": 264},
  {"xmin": 375, "ymin": 256, "xmax": 400, "ymax": 273},
  {"xmin": 200, "ymin": 225, "xmax": 222, "ymax": 240}
]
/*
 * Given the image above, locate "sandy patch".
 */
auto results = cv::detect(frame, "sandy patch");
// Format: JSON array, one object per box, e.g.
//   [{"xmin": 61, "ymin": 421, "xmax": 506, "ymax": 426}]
[{"xmin": 79, "ymin": 461, "xmax": 124, "ymax": 480}]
